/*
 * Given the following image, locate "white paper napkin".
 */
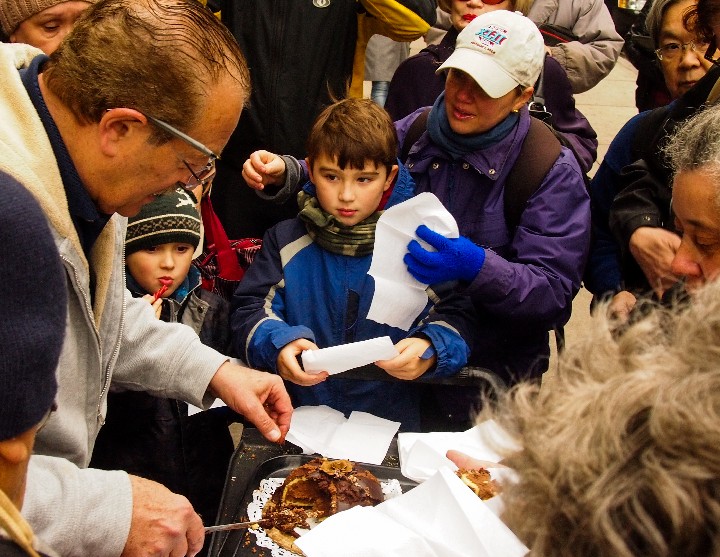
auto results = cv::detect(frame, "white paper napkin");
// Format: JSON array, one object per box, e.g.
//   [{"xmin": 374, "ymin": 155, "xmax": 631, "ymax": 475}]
[
  {"xmin": 295, "ymin": 468, "xmax": 528, "ymax": 557},
  {"xmin": 186, "ymin": 397, "xmax": 226, "ymax": 417},
  {"xmin": 367, "ymin": 193, "xmax": 459, "ymax": 331},
  {"xmin": 398, "ymin": 421, "xmax": 521, "ymax": 483},
  {"xmin": 301, "ymin": 336, "xmax": 399, "ymax": 375},
  {"xmin": 286, "ymin": 406, "xmax": 400, "ymax": 465}
]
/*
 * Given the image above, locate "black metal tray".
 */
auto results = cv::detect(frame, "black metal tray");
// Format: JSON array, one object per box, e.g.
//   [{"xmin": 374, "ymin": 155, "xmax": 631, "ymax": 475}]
[{"xmin": 208, "ymin": 433, "xmax": 417, "ymax": 557}]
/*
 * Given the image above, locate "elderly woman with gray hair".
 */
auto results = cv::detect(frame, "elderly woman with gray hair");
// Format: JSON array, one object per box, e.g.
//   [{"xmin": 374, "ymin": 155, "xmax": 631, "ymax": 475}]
[
  {"xmin": 646, "ymin": 0, "xmax": 713, "ymax": 101},
  {"xmin": 665, "ymin": 103, "xmax": 720, "ymax": 291},
  {"xmin": 464, "ymin": 274, "xmax": 720, "ymax": 556}
]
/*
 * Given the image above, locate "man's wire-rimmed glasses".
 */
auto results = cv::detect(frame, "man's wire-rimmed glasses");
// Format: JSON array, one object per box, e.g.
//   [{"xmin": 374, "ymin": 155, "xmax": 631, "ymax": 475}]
[{"xmin": 145, "ymin": 115, "xmax": 219, "ymax": 191}]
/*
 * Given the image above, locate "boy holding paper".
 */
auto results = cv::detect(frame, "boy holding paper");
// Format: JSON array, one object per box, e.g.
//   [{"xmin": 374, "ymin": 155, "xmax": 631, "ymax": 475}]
[{"xmin": 230, "ymin": 98, "xmax": 474, "ymax": 431}]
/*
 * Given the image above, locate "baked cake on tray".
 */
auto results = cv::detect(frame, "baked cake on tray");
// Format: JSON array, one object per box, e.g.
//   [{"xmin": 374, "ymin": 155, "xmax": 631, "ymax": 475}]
[
  {"xmin": 261, "ymin": 458, "xmax": 384, "ymax": 553},
  {"xmin": 245, "ymin": 457, "xmax": 400, "ymax": 556}
]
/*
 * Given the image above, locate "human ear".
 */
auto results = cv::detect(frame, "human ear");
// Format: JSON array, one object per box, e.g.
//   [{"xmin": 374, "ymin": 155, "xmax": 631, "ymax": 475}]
[
  {"xmin": 384, "ymin": 165, "xmax": 399, "ymax": 191},
  {"xmin": 305, "ymin": 157, "xmax": 315, "ymax": 183},
  {"xmin": 0, "ymin": 435, "xmax": 33, "ymax": 466},
  {"xmin": 98, "ymin": 108, "xmax": 151, "ymax": 157},
  {"xmin": 513, "ymin": 86, "xmax": 534, "ymax": 112}
]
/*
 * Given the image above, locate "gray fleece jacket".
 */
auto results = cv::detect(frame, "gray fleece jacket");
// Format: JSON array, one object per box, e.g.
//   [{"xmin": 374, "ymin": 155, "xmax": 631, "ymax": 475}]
[
  {"xmin": 528, "ymin": 0, "xmax": 624, "ymax": 94},
  {"xmin": 0, "ymin": 43, "xmax": 228, "ymax": 557}
]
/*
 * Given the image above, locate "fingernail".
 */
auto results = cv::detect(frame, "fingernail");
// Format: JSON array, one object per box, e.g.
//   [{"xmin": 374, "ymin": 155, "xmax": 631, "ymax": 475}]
[{"xmin": 269, "ymin": 428, "xmax": 281, "ymax": 442}]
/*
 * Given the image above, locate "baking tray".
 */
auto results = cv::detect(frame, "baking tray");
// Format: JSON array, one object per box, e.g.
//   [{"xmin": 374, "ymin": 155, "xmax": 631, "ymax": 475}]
[{"xmin": 207, "ymin": 430, "xmax": 416, "ymax": 557}]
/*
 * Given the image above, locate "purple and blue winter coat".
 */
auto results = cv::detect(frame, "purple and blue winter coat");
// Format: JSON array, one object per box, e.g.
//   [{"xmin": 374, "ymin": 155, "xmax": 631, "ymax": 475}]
[{"xmin": 399, "ymin": 107, "xmax": 591, "ymax": 388}]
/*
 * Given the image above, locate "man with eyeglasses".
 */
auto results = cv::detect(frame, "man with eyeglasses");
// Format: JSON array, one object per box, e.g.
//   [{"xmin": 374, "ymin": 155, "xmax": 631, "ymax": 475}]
[
  {"xmin": 0, "ymin": 1, "xmax": 292, "ymax": 557},
  {"xmin": 604, "ymin": 0, "xmax": 720, "ymax": 315}
]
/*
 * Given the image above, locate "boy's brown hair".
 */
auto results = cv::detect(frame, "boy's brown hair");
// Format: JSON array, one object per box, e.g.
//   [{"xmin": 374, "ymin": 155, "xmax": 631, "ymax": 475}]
[{"xmin": 306, "ymin": 98, "xmax": 398, "ymax": 174}]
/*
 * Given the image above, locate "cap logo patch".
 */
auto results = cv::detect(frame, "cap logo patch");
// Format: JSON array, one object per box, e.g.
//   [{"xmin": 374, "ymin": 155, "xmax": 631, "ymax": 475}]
[{"xmin": 471, "ymin": 24, "xmax": 509, "ymax": 53}]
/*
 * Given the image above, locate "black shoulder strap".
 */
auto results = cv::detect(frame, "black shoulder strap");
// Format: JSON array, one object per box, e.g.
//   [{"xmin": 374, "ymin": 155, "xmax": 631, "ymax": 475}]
[
  {"xmin": 400, "ymin": 110, "xmax": 561, "ymax": 234},
  {"xmin": 400, "ymin": 108, "xmax": 431, "ymax": 163},
  {"xmin": 504, "ymin": 118, "xmax": 562, "ymax": 233}
]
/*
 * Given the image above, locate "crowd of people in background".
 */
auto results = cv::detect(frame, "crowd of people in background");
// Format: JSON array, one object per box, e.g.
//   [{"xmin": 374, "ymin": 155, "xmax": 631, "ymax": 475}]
[{"xmin": 2, "ymin": 0, "xmax": 720, "ymax": 555}]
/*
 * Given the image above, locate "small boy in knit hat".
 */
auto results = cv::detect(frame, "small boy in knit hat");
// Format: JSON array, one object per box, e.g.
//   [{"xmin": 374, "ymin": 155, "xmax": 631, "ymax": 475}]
[
  {"xmin": 90, "ymin": 188, "xmax": 234, "ymax": 537},
  {"xmin": 0, "ymin": 0, "xmax": 95, "ymax": 54}
]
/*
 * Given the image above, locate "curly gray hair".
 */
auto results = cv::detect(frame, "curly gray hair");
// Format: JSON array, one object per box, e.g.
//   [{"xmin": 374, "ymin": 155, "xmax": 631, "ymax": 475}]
[
  {"xmin": 483, "ymin": 279, "xmax": 720, "ymax": 556},
  {"xmin": 663, "ymin": 104, "xmax": 720, "ymax": 211}
]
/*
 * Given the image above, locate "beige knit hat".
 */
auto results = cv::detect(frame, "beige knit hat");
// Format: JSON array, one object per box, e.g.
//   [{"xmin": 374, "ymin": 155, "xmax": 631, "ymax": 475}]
[{"xmin": 0, "ymin": 0, "xmax": 90, "ymax": 36}]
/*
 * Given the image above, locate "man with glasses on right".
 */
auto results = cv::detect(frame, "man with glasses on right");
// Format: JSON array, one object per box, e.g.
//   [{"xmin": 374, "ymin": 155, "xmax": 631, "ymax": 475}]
[
  {"xmin": 606, "ymin": 0, "xmax": 720, "ymax": 314},
  {"xmin": 0, "ymin": 1, "xmax": 292, "ymax": 557}
]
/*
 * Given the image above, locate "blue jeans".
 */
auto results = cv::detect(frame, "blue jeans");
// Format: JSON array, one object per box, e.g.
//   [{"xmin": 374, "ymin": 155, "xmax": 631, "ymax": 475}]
[{"xmin": 371, "ymin": 81, "xmax": 390, "ymax": 107}]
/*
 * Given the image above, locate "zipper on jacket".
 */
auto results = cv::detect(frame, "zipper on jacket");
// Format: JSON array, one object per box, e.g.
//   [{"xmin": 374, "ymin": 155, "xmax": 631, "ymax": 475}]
[
  {"xmin": 97, "ymin": 244, "xmax": 127, "ymax": 425},
  {"xmin": 268, "ymin": 1, "xmax": 287, "ymax": 149},
  {"xmin": 61, "ymin": 254, "xmax": 109, "ymax": 426}
]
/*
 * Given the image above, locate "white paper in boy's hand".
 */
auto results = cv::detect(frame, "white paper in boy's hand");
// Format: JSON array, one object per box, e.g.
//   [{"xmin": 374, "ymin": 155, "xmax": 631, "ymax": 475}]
[
  {"xmin": 367, "ymin": 193, "xmax": 459, "ymax": 331},
  {"xmin": 295, "ymin": 468, "xmax": 529, "ymax": 557},
  {"xmin": 301, "ymin": 336, "xmax": 399, "ymax": 375}
]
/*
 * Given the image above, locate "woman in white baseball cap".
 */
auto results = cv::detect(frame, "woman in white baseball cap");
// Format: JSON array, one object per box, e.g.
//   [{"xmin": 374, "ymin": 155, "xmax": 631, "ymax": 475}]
[
  {"xmin": 395, "ymin": 10, "xmax": 591, "ymax": 430},
  {"xmin": 385, "ymin": 0, "xmax": 598, "ymax": 174}
]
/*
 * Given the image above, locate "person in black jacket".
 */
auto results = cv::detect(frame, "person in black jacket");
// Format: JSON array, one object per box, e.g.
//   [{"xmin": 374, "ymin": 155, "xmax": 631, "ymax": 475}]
[
  {"xmin": 607, "ymin": 64, "xmax": 720, "ymax": 314},
  {"xmin": 603, "ymin": 0, "xmax": 720, "ymax": 316},
  {"xmin": 585, "ymin": 0, "xmax": 712, "ymax": 316},
  {"xmin": 209, "ymin": 0, "xmax": 437, "ymax": 240}
]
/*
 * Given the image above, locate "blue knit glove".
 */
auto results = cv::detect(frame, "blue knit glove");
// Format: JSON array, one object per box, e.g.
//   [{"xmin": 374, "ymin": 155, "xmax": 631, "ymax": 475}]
[{"xmin": 404, "ymin": 225, "xmax": 486, "ymax": 284}]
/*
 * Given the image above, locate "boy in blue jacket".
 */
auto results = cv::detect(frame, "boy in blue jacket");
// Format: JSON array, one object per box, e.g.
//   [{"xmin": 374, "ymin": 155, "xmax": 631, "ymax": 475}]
[{"xmin": 231, "ymin": 98, "xmax": 474, "ymax": 431}]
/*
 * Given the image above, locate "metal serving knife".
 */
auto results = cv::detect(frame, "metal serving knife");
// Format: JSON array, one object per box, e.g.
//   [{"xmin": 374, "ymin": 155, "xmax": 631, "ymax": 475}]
[{"xmin": 204, "ymin": 520, "xmax": 269, "ymax": 534}]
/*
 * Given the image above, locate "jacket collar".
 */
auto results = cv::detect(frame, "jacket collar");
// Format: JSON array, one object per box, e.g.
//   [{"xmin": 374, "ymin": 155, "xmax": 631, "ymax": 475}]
[{"xmin": 407, "ymin": 107, "xmax": 531, "ymax": 182}]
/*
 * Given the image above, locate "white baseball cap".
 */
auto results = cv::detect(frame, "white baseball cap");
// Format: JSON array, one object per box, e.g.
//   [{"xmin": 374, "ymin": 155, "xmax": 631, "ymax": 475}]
[{"xmin": 437, "ymin": 10, "xmax": 545, "ymax": 99}]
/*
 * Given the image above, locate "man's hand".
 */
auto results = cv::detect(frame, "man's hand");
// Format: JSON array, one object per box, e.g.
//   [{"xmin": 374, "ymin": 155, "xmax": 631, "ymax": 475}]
[
  {"xmin": 628, "ymin": 226, "xmax": 681, "ymax": 298},
  {"xmin": 209, "ymin": 361, "xmax": 293, "ymax": 443},
  {"xmin": 376, "ymin": 337, "xmax": 435, "ymax": 380},
  {"xmin": 277, "ymin": 338, "xmax": 329, "ymax": 386},
  {"xmin": 121, "ymin": 476, "xmax": 204, "ymax": 557},
  {"xmin": 241, "ymin": 150, "xmax": 287, "ymax": 191}
]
